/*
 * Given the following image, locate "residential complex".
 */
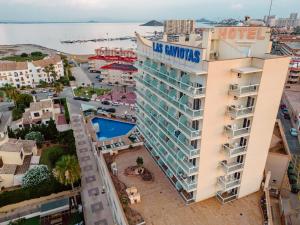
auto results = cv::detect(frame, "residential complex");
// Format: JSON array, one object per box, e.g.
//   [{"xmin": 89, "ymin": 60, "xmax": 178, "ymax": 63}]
[
  {"xmin": 264, "ymin": 13, "xmax": 300, "ymax": 28},
  {"xmin": 273, "ymin": 36, "xmax": 300, "ymax": 85},
  {"xmin": 0, "ymin": 55, "xmax": 64, "ymax": 88},
  {"xmin": 135, "ymin": 26, "xmax": 290, "ymax": 204}
]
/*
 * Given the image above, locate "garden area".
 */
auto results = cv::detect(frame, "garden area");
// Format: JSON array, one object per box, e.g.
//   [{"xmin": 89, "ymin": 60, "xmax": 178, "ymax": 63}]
[
  {"xmin": 287, "ymin": 162, "xmax": 300, "ymax": 193},
  {"xmin": 74, "ymin": 86, "xmax": 110, "ymax": 98},
  {"xmin": 1, "ymin": 123, "xmax": 80, "ymax": 208},
  {"xmin": 1, "ymin": 52, "xmax": 48, "ymax": 62}
]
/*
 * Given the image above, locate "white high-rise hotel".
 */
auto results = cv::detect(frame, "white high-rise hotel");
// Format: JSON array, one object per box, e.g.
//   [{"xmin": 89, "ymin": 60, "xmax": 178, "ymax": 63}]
[{"xmin": 135, "ymin": 26, "xmax": 290, "ymax": 204}]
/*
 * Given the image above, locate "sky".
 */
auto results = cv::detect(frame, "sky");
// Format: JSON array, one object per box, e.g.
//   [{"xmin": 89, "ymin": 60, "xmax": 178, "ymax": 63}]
[{"xmin": 0, "ymin": 0, "xmax": 299, "ymax": 22}]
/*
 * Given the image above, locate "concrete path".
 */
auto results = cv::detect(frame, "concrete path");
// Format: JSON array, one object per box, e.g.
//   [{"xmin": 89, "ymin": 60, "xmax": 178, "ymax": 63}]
[{"xmin": 71, "ymin": 114, "xmax": 114, "ymax": 225}]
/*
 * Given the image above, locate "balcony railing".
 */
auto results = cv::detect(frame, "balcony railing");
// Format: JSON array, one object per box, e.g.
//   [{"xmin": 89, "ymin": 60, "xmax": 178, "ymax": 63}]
[
  {"xmin": 136, "ymin": 62, "xmax": 205, "ymax": 98},
  {"xmin": 228, "ymin": 84, "xmax": 259, "ymax": 97},
  {"xmin": 217, "ymin": 176, "xmax": 241, "ymax": 191},
  {"xmin": 220, "ymin": 161, "xmax": 244, "ymax": 174},
  {"xmin": 136, "ymin": 112, "xmax": 199, "ymax": 176},
  {"xmin": 222, "ymin": 143, "xmax": 247, "ymax": 157},
  {"xmin": 135, "ymin": 76, "xmax": 204, "ymax": 118},
  {"xmin": 227, "ymin": 105, "xmax": 254, "ymax": 119},
  {"xmin": 216, "ymin": 191, "xmax": 238, "ymax": 204},
  {"xmin": 136, "ymin": 89, "xmax": 201, "ymax": 139},
  {"xmin": 224, "ymin": 125, "xmax": 250, "ymax": 138}
]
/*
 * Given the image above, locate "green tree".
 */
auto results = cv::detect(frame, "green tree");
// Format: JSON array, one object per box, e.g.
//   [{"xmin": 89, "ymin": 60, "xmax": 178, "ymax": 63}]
[
  {"xmin": 25, "ymin": 131, "xmax": 44, "ymax": 147},
  {"xmin": 12, "ymin": 107, "xmax": 23, "ymax": 121},
  {"xmin": 15, "ymin": 94, "xmax": 33, "ymax": 109},
  {"xmin": 53, "ymin": 155, "xmax": 80, "ymax": 190},
  {"xmin": 54, "ymin": 82, "xmax": 63, "ymax": 95},
  {"xmin": 136, "ymin": 156, "xmax": 144, "ymax": 167}
]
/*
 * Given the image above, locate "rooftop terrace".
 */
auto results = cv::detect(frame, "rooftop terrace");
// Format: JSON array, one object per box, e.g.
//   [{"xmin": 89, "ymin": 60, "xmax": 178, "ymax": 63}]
[{"xmin": 111, "ymin": 147, "xmax": 263, "ymax": 225}]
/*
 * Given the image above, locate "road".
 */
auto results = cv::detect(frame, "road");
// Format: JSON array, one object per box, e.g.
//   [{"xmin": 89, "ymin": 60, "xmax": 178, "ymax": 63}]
[{"xmin": 278, "ymin": 112, "xmax": 300, "ymax": 155}]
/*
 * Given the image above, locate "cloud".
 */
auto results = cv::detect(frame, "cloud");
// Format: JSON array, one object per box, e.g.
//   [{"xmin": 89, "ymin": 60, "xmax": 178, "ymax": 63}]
[{"xmin": 231, "ymin": 3, "xmax": 243, "ymax": 10}]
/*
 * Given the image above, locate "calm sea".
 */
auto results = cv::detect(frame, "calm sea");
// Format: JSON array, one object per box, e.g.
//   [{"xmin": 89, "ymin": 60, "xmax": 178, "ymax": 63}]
[{"xmin": 0, "ymin": 23, "xmax": 163, "ymax": 54}]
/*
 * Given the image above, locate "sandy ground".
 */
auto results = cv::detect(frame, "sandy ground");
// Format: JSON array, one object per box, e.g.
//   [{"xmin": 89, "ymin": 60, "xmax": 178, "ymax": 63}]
[{"xmin": 0, "ymin": 44, "xmax": 92, "ymax": 62}]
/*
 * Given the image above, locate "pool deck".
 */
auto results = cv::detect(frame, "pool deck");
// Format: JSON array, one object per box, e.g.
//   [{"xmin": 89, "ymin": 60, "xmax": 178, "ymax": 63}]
[
  {"xmin": 113, "ymin": 147, "xmax": 263, "ymax": 225},
  {"xmin": 86, "ymin": 115, "xmax": 141, "ymax": 151}
]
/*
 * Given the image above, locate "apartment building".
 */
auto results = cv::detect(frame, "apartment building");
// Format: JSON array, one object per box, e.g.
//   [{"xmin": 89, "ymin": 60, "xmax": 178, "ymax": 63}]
[
  {"xmin": 0, "ymin": 55, "xmax": 64, "ymax": 88},
  {"xmin": 273, "ymin": 36, "xmax": 300, "ymax": 84},
  {"xmin": 99, "ymin": 63, "xmax": 137, "ymax": 86},
  {"xmin": 164, "ymin": 20, "xmax": 196, "ymax": 35},
  {"xmin": 135, "ymin": 26, "xmax": 290, "ymax": 204},
  {"xmin": 88, "ymin": 47, "xmax": 136, "ymax": 72}
]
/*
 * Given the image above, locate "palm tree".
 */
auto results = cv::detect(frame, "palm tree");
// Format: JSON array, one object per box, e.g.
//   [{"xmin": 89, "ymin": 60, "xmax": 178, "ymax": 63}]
[
  {"xmin": 53, "ymin": 155, "xmax": 80, "ymax": 190},
  {"xmin": 53, "ymin": 155, "xmax": 80, "ymax": 207}
]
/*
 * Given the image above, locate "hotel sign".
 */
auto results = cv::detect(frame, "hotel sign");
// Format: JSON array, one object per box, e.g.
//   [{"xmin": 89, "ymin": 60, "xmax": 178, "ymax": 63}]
[
  {"xmin": 217, "ymin": 27, "xmax": 267, "ymax": 40},
  {"xmin": 153, "ymin": 42, "xmax": 201, "ymax": 63}
]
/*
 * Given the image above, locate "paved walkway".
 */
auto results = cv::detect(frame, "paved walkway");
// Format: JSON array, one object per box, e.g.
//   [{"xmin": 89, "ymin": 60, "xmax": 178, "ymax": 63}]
[{"xmin": 71, "ymin": 114, "xmax": 114, "ymax": 225}]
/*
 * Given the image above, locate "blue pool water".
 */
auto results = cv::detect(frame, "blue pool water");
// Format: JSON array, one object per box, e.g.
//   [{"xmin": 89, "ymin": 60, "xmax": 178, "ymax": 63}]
[{"xmin": 91, "ymin": 117, "xmax": 135, "ymax": 141}]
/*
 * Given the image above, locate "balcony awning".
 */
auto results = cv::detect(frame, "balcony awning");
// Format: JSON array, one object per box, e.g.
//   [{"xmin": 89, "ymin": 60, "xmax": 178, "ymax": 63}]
[{"xmin": 231, "ymin": 67, "xmax": 263, "ymax": 74}]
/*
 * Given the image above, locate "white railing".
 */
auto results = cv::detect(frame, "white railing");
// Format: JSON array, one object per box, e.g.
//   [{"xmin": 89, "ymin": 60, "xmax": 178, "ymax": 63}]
[
  {"xmin": 227, "ymin": 105, "xmax": 254, "ymax": 118},
  {"xmin": 220, "ymin": 161, "xmax": 244, "ymax": 174},
  {"xmin": 224, "ymin": 125, "xmax": 251, "ymax": 138},
  {"xmin": 229, "ymin": 84, "xmax": 259, "ymax": 96},
  {"xmin": 222, "ymin": 143, "xmax": 247, "ymax": 157}
]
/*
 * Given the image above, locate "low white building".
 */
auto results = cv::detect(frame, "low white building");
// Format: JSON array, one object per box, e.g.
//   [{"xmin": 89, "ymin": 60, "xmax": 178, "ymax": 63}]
[
  {"xmin": 0, "ymin": 55, "xmax": 64, "ymax": 88},
  {"xmin": 11, "ymin": 99, "xmax": 63, "ymax": 130}
]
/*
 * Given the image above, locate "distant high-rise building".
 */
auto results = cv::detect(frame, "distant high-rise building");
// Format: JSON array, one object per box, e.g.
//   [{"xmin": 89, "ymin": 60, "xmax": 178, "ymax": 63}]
[
  {"xmin": 276, "ymin": 13, "xmax": 300, "ymax": 28},
  {"xmin": 135, "ymin": 26, "xmax": 290, "ymax": 204},
  {"xmin": 164, "ymin": 20, "xmax": 196, "ymax": 35}
]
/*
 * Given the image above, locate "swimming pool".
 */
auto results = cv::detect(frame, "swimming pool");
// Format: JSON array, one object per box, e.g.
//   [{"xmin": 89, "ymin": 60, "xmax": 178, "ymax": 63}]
[{"xmin": 91, "ymin": 117, "xmax": 135, "ymax": 141}]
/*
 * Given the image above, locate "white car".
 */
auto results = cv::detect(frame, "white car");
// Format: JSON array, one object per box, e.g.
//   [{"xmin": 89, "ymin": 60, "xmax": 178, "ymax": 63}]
[
  {"xmin": 112, "ymin": 102, "xmax": 120, "ymax": 106},
  {"xmin": 290, "ymin": 128, "xmax": 298, "ymax": 137}
]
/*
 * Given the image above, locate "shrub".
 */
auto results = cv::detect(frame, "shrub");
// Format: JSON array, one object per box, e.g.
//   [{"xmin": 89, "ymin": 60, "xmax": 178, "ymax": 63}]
[
  {"xmin": 12, "ymin": 107, "xmax": 23, "ymax": 121},
  {"xmin": 0, "ymin": 177, "xmax": 70, "ymax": 207},
  {"xmin": 22, "ymin": 165, "xmax": 51, "ymax": 188},
  {"xmin": 136, "ymin": 157, "xmax": 144, "ymax": 167},
  {"xmin": 25, "ymin": 131, "xmax": 44, "ymax": 147},
  {"xmin": 20, "ymin": 53, "xmax": 28, "ymax": 58}
]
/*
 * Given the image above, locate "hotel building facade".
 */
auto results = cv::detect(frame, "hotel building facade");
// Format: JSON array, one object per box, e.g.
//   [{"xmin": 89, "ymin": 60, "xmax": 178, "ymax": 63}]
[{"xmin": 135, "ymin": 26, "xmax": 290, "ymax": 204}]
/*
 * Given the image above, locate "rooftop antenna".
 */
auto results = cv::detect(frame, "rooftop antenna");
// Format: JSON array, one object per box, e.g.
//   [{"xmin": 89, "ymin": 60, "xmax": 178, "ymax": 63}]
[{"xmin": 268, "ymin": 0, "xmax": 273, "ymax": 17}]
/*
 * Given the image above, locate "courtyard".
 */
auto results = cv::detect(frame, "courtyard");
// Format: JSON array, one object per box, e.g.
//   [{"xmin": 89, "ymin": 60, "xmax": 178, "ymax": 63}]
[{"xmin": 113, "ymin": 147, "xmax": 263, "ymax": 225}]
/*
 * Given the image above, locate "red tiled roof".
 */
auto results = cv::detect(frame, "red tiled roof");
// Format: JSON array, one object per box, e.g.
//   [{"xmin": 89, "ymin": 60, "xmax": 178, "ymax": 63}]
[
  {"xmin": 100, "ymin": 63, "xmax": 137, "ymax": 72},
  {"xmin": 88, "ymin": 55, "xmax": 137, "ymax": 63}
]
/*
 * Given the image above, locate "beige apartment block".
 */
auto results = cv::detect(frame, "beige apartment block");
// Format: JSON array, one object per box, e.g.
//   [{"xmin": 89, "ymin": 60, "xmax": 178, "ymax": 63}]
[{"xmin": 135, "ymin": 25, "xmax": 290, "ymax": 204}]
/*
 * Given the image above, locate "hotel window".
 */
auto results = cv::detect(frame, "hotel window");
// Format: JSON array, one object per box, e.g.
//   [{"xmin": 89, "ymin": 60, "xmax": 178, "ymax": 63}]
[{"xmin": 14, "ymin": 72, "xmax": 18, "ymax": 77}]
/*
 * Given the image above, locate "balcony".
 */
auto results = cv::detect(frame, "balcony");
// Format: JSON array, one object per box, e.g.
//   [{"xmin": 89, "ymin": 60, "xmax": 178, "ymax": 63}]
[
  {"xmin": 137, "ymin": 62, "xmax": 206, "ymax": 98},
  {"xmin": 220, "ymin": 160, "xmax": 244, "ymax": 174},
  {"xmin": 217, "ymin": 176, "xmax": 241, "ymax": 191},
  {"xmin": 136, "ymin": 113, "xmax": 199, "ymax": 176},
  {"xmin": 222, "ymin": 143, "xmax": 247, "ymax": 157},
  {"xmin": 216, "ymin": 191, "xmax": 238, "ymax": 204},
  {"xmin": 228, "ymin": 84, "xmax": 259, "ymax": 97},
  {"xmin": 224, "ymin": 125, "xmax": 250, "ymax": 138},
  {"xmin": 227, "ymin": 105, "xmax": 254, "ymax": 119},
  {"xmin": 136, "ymin": 89, "xmax": 201, "ymax": 139},
  {"xmin": 135, "ymin": 76, "xmax": 204, "ymax": 118}
]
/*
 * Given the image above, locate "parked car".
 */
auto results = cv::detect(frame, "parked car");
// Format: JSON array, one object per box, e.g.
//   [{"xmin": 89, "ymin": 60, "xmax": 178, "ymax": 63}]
[
  {"xmin": 284, "ymin": 114, "xmax": 291, "ymax": 120},
  {"xmin": 105, "ymin": 108, "xmax": 116, "ymax": 113},
  {"xmin": 53, "ymin": 93, "xmax": 58, "ymax": 97},
  {"xmin": 96, "ymin": 75, "xmax": 100, "ymax": 79},
  {"xmin": 73, "ymin": 96, "xmax": 81, "ymax": 100},
  {"xmin": 280, "ymin": 104, "xmax": 287, "ymax": 110},
  {"xmin": 290, "ymin": 128, "xmax": 298, "ymax": 137},
  {"xmin": 31, "ymin": 90, "xmax": 37, "ymax": 94},
  {"xmin": 101, "ymin": 100, "xmax": 110, "ymax": 105},
  {"xmin": 112, "ymin": 102, "xmax": 120, "ymax": 106},
  {"xmin": 81, "ymin": 97, "xmax": 90, "ymax": 102}
]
